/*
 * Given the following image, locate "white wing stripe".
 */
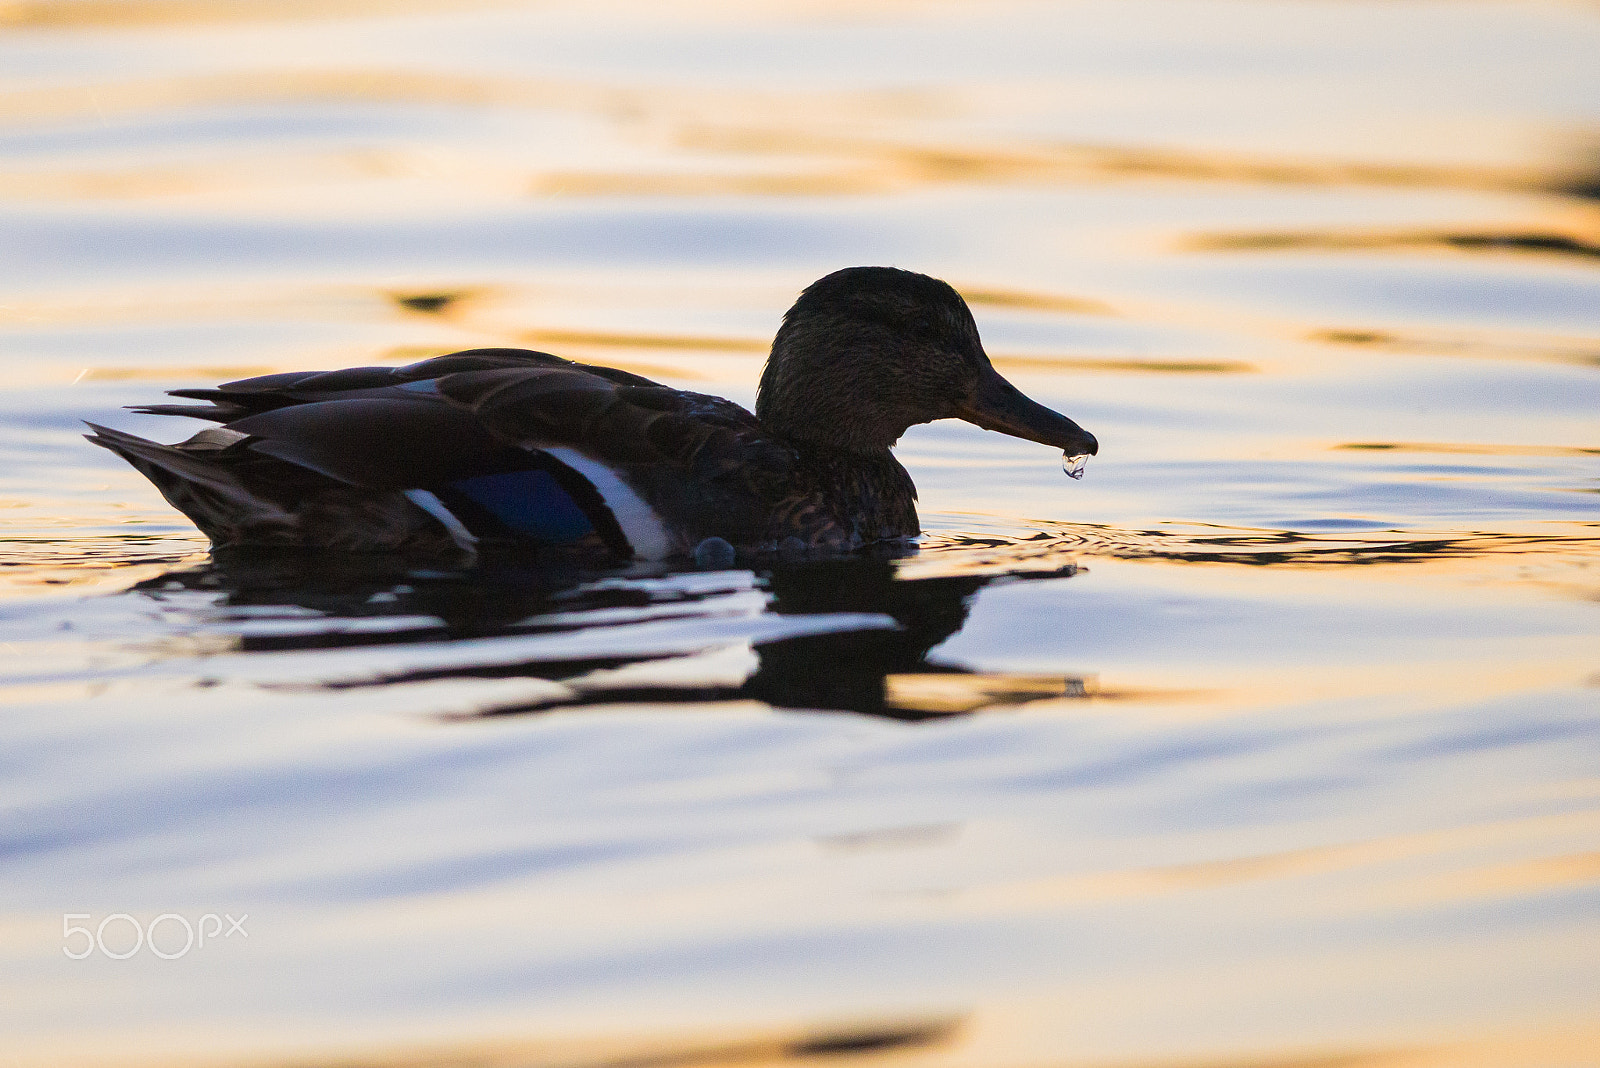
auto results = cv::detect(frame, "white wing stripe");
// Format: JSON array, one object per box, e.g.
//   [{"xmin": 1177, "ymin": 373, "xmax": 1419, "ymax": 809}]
[
  {"xmin": 543, "ymin": 446, "xmax": 674, "ymax": 560},
  {"xmin": 403, "ymin": 489, "xmax": 479, "ymax": 552}
]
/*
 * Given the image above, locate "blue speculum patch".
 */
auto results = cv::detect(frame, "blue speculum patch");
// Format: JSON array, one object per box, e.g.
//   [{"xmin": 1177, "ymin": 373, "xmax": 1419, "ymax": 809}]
[{"xmin": 450, "ymin": 470, "xmax": 594, "ymax": 542}]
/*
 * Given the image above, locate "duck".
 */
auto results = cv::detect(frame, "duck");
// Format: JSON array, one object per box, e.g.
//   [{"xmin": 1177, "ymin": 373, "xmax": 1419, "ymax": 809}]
[{"xmin": 87, "ymin": 267, "xmax": 1098, "ymax": 564}]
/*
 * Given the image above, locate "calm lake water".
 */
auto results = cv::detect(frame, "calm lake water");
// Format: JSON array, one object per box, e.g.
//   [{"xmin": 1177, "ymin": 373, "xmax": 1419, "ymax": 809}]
[{"xmin": 2, "ymin": 2, "xmax": 1598, "ymax": 1066}]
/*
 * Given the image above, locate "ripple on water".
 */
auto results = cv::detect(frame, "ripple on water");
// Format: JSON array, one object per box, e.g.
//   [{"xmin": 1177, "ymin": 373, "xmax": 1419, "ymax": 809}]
[{"xmin": 1, "ymin": 0, "xmax": 1598, "ymax": 1064}]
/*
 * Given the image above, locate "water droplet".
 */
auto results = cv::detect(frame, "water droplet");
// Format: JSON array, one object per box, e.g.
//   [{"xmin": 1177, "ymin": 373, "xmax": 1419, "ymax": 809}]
[{"xmin": 1062, "ymin": 452, "xmax": 1089, "ymax": 480}]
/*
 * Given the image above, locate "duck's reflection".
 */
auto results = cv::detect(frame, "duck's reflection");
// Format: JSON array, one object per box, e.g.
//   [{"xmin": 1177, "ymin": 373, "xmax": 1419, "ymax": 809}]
[
  {"xmin": 750, "ymin": 561, "xmax": 993, "ymax": 719},
  {"xmin": 133, "ymin": 549, "xmax": 1085, "ymax": 721}
]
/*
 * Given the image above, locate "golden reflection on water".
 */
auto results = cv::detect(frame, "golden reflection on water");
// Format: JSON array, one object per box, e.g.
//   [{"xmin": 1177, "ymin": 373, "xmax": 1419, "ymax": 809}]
[
  {"xmin": 555, "ymin": 131, "xmax": 1588, "ymax": 200},
  {"xmin": 4, "ymin": 125, "xmax": 1579, "ymax": 206},
  {"xmin": 394, "ymin": 337, "xmax": 727, "ymax": 381},
  {"xmin": 0, "ymin": 63, "xmax": 1592, "ymax": 209},
  {"xmin": 1054, "ymin": 639, "xmax": 1592, "ymax": 724},
  {"xmin": 912, "ymin": 523, "xmax": 1600, "ymax": 577},
  {"xmin": 78, "ymin": 364, "xmax": 282, "ymax": 382},
  {"xmin": 882, "ymin": 672, "xmax": 1212, "ymax": 715},
  {"xmin": 5, "ymin": 1016, "xmax": 965, "ymax": 1068},
  {"xmin": 1307, "ymin": 327, "xmax": 1600, "ymax": 369},
  {"xmin": 1189, "ymin": 210, "xmax": 1600, "ymax": 266},
  {"xmin": 883, "ymin": 672, "xmax": 1085, "ymax": 716},
  {"xmin": 1335, "ymin": 442, "xmax": 1599, "ymax": 458},
  {"xmin": 1204, "ymin": 228, "xmax": 1600, "ymax": 263},
  {"xmin": 958, "ymin": 807, "xmax": 1600, "ymax": 913},
  {"xmin": 989, "ymin": 354, "xmax": 1255, "ymax": 375},
  {"xmin": 0, "ymin": 68, "xmax": 941, "ymax": 136},
  {"xmin": 0, "ymin": 536, "xmax": 207, "ymax": 593},
  {"xmin": 3, "ymin": 280, "xmax": 1258, "ymax": 380},
  {"xmin": 63, "ymin": 1023, "xmax": 1600, "ymax": 1068},
  {"xmin": 954, "ymin": 288, "xmax": 1115, "ymax": 317},
  {"xmin": 0, "ymin": 0, "xmax": 494, "ymax": 29},
  {"xmin": 521, "ymin": 327, "xmax": 767, "ymax": 354}
]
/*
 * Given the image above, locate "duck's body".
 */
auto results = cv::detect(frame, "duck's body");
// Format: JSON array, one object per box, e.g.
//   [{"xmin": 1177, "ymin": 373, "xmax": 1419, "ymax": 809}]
[
  {"xmin": 89, "ymin": 268, "xmax": 1097, "ymax": 562},
  {"xmin": 89, "ymin": 348, "xmax": 919, "ymax": 559}
]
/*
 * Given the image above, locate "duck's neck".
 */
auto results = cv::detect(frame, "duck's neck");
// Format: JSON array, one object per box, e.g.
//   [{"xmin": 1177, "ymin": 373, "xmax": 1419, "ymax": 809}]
[
  {"xmin": 757, "ymin": 402, "xmax": 910, "ymax": 455},
  {"xmin": 755, "ymin": 325, "xmax": 926, "ymax": 454},
  {"xmin": 782, "ymin": 437, "xmax": 920, "ymax": 544}
]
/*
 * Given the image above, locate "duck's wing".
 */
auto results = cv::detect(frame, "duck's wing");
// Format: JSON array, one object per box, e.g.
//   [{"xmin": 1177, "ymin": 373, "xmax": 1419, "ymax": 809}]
[
  {"xmin": 126, "ymin": 348, "xmax": 798, "ymax": 556},
  {"xmin": 431, "ymin": 361, "xmax": 799, "ymax": 553},
  {"xmin": 133, "ymin": 348, "xmax": 660, "ymax": 422}
]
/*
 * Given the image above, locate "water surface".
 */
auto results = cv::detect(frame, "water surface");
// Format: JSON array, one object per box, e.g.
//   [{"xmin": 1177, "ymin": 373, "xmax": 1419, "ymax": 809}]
[{"xmin": 1, "ymin": 2, "xmax": 1597, "ymax": 1066}]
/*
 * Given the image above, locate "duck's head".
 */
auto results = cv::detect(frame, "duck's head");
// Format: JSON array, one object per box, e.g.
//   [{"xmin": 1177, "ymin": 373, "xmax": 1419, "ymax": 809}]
[{"xmin": 757, "ymin": 266, "xmax": 1099, "ymax": 459}]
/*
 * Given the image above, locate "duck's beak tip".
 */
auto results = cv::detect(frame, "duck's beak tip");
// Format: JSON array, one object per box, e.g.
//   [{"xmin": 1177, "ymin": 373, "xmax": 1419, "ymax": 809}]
[{"xmin": 957, "ymin": 366, "xmax": 1098, "ymax": 457}]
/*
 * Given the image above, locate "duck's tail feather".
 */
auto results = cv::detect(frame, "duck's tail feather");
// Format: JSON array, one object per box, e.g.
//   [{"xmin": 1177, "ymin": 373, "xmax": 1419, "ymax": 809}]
[
  {"xmin": 84, "ymin": 422, "xmax": 299, "ymax": 545},
  {"xmin": 126, "ymin": 402, "xmax": 248, "ymax": 421}
]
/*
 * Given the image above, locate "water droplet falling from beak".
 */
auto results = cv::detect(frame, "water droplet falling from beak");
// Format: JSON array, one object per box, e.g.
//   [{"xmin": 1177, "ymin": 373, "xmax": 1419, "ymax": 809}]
[{"xmin": 1062, "ymin": 452, "xmax": 1089, "ymax": 480}]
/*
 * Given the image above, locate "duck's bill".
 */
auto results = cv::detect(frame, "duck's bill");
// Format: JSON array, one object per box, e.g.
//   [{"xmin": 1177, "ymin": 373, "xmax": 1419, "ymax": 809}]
[{"xmin": 955, "ymin": 366, "xmax": 1099, "ymax": 456}]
